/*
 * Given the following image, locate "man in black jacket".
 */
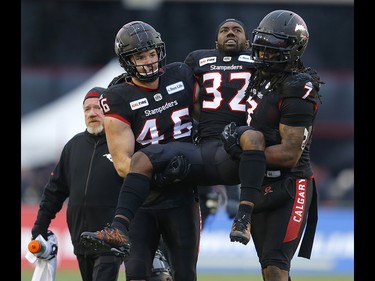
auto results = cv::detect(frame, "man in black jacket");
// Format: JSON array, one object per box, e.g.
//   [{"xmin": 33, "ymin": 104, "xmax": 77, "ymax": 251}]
[{"xmin": 30, "ymin": 87, "xmax": 125, "ymax": 281}]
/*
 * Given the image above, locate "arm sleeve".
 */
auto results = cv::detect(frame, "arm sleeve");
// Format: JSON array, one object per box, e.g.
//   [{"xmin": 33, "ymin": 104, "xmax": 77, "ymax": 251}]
[
  {"xmin": 280, "ymin": 98, "xmax": 316, "ymax": 127},
  {"xmin": 33, "ymin": 150, "xmax": 70, "ymax": 228}
]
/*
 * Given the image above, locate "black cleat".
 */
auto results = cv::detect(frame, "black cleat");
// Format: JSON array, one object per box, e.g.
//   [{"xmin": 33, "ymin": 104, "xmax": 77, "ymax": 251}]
[
  {"xmin": 229, "ymin": 214, "xmax": 251, "ymax": 245},
  {"xmin": 80, "ymin": 226, "xmax": 131, "ymax": 257}
]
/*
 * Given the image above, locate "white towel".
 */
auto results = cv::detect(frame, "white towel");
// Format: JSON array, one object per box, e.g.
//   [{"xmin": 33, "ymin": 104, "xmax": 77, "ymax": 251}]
[{"xmin": 25, "ymin": 231, "xmax": 58, "ymax": 281}]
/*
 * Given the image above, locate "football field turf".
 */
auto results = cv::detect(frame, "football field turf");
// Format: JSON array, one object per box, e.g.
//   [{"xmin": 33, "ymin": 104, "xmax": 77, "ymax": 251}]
[{"xmin": 21, "ymin": 269, "xmax": 354, "ymax": 281}]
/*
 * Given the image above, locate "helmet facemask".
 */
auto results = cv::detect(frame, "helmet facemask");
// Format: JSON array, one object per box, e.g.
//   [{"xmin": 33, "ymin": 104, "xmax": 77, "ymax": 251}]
[
  {"xmin": 252, "ymin": 31, "xmax": 299, "ymax": 73},
  {"xmin": 119, "ymin": 44, "xmax": 166, "ymax": 82}
]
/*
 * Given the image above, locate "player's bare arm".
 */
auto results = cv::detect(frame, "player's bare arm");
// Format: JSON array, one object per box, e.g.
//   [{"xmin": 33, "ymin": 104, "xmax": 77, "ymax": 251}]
[
  {"xmin": 104, "ymin": 116, "xmax": 135, "ymax": 178},
  {"xmin": 264, "ymin": 123, "xmax": 306, "ymax": 168}
]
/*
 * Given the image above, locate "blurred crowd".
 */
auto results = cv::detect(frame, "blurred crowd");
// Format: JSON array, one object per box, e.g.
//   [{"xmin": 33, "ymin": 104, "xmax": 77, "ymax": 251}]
[{"xmin": 311, "ymin": 163, "xmax": 354, "ymax": 207}]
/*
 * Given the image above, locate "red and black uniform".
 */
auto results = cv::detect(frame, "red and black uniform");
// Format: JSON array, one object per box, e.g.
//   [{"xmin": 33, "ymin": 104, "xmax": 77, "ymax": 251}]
[
  {"xmin": 102, "ymin": 62, "xmax": 200, "ymax": 281},
  {"xmin": 237, "ymin": 69, "xmax": 320, "ymax": 271},
  {"xmin": 141, "ymin": 48, "xmax": 256, "ymax": 185},
  {"xmin": 185, "ymin": 48, "xmax": 253, "ymax": 222},
  {"xmin": 185, "ymin": 48, "xmax": 253, "ymax": 139},
  {"xmin": 32, "ymin": 130, "xmax": 124, "ymax": 281}
]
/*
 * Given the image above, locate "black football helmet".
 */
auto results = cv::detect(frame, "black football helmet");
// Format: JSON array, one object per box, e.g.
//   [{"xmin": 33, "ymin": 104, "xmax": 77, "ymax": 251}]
[
  {"xmin": 251, "ymin": 10, "xmax": 309, "ymax": 71},
  {"xmin": 114, "ymin": 21, "xmax": 166, "ymax": 82}
]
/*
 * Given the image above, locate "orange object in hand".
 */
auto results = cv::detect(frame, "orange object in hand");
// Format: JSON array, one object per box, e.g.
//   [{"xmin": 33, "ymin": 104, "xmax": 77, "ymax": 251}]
[{"xmin": 28, "ymin": 240, "xmax": 43, "ymax": 253}]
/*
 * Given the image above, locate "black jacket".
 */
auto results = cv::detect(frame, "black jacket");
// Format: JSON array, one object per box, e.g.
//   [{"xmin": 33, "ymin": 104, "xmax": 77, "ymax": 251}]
[{"xmin": 33, "ymin": 130, "xmax": 124, "ymax": 255}]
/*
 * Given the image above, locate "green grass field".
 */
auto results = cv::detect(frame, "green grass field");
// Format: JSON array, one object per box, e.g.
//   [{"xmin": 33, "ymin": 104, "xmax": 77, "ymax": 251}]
[{"xmin": 21, "ymin": 269, "xmax": 354, "ymax": 281}]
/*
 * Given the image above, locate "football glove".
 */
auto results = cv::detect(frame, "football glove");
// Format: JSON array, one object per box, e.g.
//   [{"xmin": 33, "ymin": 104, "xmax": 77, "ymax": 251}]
[
  {"xmin": 221, "ymin": 122, "xmax": 242, "ymax": 161},
  {"xmin": 154, "ymin": 155, "xmax": 191, "ymax": 187}
]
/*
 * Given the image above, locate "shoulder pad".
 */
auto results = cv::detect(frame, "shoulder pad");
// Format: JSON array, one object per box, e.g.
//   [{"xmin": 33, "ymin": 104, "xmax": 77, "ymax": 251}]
[
  {"xmin": 184, "ymin": 49, "xmax": 216, "ymax": 66},
  {"xmin": 167, "ymin": 61, "xmax": 188, "ymax": 70},
  {"xmin": 303, "ymin": 67, "xmax": 324, "ymax": 90},
  {"xmin": 281, "ymin": 72, "xmax": 320, "ymax": 101},
  {"xmin": 108, "ymin": 73, "xmax": 129, "ymax": 87}
]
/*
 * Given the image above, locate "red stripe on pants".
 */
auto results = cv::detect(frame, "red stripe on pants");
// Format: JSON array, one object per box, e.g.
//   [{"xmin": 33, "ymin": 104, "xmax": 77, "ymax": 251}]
[{"xmin": 283, "ymin": 179, "xmax": 307, "ymax": 243}]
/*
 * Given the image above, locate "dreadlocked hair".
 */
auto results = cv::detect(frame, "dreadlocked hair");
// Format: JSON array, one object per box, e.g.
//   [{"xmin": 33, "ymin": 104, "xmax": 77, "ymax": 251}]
[
  {"xmin": 302, "ymin": 65, "xmax": 325, "ymax": 104},
  {"xmin": 245, "ymin": 70, "xmax": 286, "ymax": 98},
  {"xmin": 245, "ymin": 60, "xmax": 324, "ymax": 103}
]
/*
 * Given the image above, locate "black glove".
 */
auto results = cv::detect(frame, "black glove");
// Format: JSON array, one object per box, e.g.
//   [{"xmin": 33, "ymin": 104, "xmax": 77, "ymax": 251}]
[
  {"xmin": 221, "ymin": 122, "xmax": 242, "ymax": 161},
  {"xmin": 31, "ymin": 224, "xmax": 49, "ymax": 240},
  {"xmin": 154, "ymin": 155, "xmax": 191, "ymax": 187}
]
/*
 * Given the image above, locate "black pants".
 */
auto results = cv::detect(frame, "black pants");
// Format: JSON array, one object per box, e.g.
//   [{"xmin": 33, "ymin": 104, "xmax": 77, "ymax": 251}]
[
  {"xmin": 251, "ymin": 177, "xmax": 315, "ymax": 272},
  {"xmin": 76, "ymin": 253, "xmax": 124, "ymax": 281},
  {"xmin": 141, "ymin": 139, "xmax": 240, "ymax": 186},
  {"xmin": 125, "ymin": 198, "xmax": 200, "ymax": 281}
]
